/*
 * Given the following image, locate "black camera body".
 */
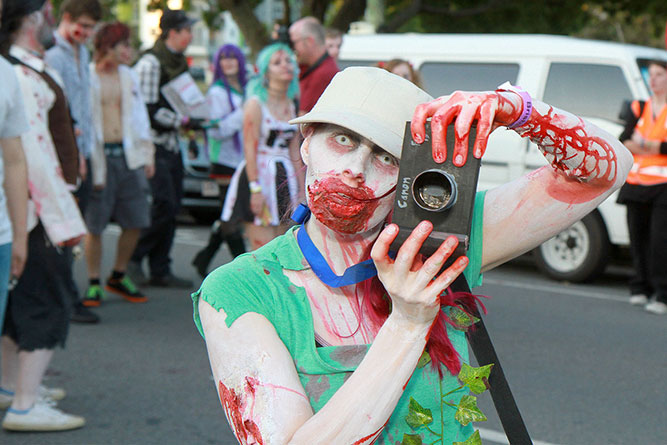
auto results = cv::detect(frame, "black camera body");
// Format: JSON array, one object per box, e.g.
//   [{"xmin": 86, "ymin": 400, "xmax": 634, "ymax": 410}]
[{"xmin": 389, "ymin": 122, "xmax": 482, "ymax": 261}]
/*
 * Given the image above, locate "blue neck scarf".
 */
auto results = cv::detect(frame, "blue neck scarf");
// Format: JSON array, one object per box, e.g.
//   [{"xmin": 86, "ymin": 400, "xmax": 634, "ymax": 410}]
[{"xmin": 292, "ymin": 204, "xmax": 379, "ymax": 288}]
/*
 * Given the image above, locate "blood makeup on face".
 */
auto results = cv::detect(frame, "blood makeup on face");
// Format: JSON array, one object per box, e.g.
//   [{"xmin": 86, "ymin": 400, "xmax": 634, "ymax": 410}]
[{"xmin": 308, "ymin": 177, "xmax": 381, "ymax": 234}]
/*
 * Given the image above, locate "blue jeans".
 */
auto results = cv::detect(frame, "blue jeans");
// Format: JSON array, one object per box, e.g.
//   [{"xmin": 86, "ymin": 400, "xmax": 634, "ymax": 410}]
[{"xmin": 0, "ymin": 242, "xmax": 11, "ymax": 333}]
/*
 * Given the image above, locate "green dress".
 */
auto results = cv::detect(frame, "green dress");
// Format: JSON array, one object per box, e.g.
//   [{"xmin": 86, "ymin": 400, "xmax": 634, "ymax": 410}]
[{"xmin": 193, "ymin": 192, "xmax": 486, "ymax": 444}]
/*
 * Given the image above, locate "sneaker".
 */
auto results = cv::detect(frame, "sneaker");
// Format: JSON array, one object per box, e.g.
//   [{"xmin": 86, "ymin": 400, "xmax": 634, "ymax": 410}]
[
  {"xmin": 148, "ymin": 273, "xmax": 193, "ymax": 288},
  {"xmin": 645, "ymin": 300, "xmax": 667, "ymax": 315},
  {"xmin": 70, "ymin": 302, "xmax": 100, "ymax": 324},
  {"xmin": 106, "ymin": 276, "xmax": 147, "ymax": 303},
  {"xmin": 629, "ymin": 294, "xmax": 649, "ymax": 306},
  {"xmin": 39, "ymin": 385, "xmax": 66, "ymax": 402},
  {"xmin": 0, "ymin": 386, "xmax": 66, "ymax": 410},
  {"xmin": 2, "ymin": 401, "xmax": 85, "ymax": 431},
  {"xmin": 82, "ymin": 284, "xmax": 105, "ymax": 308}
]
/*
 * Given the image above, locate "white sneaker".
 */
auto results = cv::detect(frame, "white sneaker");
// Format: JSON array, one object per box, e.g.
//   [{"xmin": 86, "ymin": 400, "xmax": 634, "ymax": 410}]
[
  {"xmin": 39, "ymin": 385, "xmax": 66, "ymax": 401},
  {"xmin": 629, "ymin": 294, "xmax": 649, "ymax": 305},
  {"xmin": 645, "ymin": 301, "xmax": 667, "ymax": 315},
  {"xmin": 2, "ymin": 401, "xmax": 85, "ymax": 431},
  {"xmin": 0, "ymin": 385, "xmax": 65, "ymax": 410}
]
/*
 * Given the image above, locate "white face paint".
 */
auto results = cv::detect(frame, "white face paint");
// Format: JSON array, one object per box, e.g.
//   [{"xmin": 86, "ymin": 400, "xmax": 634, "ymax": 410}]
[{"xmin": 301, "ymin": 124, "xmax": 399, "ymax": 234}]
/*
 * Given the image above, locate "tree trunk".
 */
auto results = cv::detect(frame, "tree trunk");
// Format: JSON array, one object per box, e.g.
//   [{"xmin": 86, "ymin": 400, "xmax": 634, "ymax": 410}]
[
  {"xmin": 329, "ymin": 0, "xmax": 368, "ymax": 32},
  {"xmin": 301, "ymin": 0, "xmax": 330, "ymax": 22},
  {"xmin": 217, "ymin": 0, "xmax": 269, "ymax": 57}
]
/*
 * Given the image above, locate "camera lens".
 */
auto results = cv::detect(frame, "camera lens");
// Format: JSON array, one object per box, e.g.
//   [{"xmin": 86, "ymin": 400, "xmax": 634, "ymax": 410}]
[{"xmin": 412, "ymin": 169, "xmax": 457, "ymax": 212}]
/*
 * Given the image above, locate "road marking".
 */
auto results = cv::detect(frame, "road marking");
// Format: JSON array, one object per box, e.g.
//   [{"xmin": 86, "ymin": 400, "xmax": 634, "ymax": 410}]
[
  {"xmin": 479, "ymin": 427, "xmax": 562, "ymax": 445},
  {"xmin": 482, "ymin": 277, "xmax": 627, "ymax": 302}
]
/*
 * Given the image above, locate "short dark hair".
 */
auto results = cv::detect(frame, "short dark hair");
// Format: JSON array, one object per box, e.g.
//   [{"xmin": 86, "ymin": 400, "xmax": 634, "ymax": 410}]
[
  {"xmin": 60, "ymin": 0, "xmax": 103, "ymax": 22},
  {"xmin": 93, "ymin": 22, "xmax": 130, "ymax": 62}
]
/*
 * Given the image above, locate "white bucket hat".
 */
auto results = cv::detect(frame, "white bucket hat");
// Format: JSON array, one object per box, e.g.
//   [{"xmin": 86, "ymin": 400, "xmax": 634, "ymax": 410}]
[{"xmin": 290, "ymin": 67, "xmax": 434, "ymax": 159}]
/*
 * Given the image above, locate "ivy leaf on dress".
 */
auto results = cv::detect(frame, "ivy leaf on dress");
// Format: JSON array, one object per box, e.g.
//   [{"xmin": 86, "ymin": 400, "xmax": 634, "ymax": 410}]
[
  {"xmin": 455, "ymin": 395, "xmax": 487, "ymax": 426},
  {"xmin": 450, "ymin": 307, "xmax": 480, "ymax": 331},
  {"xmin": 453, "ymin": 429, "xmax": 482, "ymax": 445},
  {"xmin": 401, "ymin": 433, "xmax": 424, "ymax": 445},
  {"xmin": 405, "ymin": 397, "xmax": 433, "ymax": 429},
  {"xmin": 416, "ymin": 350, "xmax": 431, "ymax": 369},
  {"xmin": 458, "ymin": 363, "xmax": 493, "ymax": 394}
]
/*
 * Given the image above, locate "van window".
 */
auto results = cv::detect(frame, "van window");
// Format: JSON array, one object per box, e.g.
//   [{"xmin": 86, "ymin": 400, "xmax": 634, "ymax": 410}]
[
  {"xmin": 419, "ymin": 62, "xmax": 519, "ymax": 97},
  {"xmin": 337, "ymin": 60, "xmax": 377, "ymax": 70},
  {"xmin": 543, "ymin": 63, "xmax": 632, "ymax": 123}
]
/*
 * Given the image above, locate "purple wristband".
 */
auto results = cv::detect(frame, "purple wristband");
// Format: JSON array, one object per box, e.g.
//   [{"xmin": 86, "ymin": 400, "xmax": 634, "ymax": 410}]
[{"xmin": 506, "ymin": 89, "xmax": 533, "ymax": 129}]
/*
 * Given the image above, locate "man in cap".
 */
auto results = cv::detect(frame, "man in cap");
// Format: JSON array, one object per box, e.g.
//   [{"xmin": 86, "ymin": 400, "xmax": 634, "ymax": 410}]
[
  {"xmin": 0, "ymin": 0, "xmax": 87, "ymax": 431},
  {"xmin": 45, "ymin": 0, "xmax": 102, "ymax": 324},
  {"xmin": 128, "ymin": 8, "xmax": 196, "ymax": 288},
  {"xmin": 289, "ymin": 16, "xmax": 339, "ymax": 115},
  {"xmin": 193, "ymin": 67, "xmax": 633, "ymax": 443}
]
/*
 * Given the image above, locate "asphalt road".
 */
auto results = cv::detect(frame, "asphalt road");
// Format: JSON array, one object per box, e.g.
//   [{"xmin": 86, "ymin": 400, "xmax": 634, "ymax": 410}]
[{"xmin": 1, "ymin": 222, "xmax": 665, "ymax": 445}]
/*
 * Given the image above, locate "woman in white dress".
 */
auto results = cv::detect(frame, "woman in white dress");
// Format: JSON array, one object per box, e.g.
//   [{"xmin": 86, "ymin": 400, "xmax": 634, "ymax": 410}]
[{"xmin": 221, "ymin": 42, "xmax": 302, "ymax": 250}]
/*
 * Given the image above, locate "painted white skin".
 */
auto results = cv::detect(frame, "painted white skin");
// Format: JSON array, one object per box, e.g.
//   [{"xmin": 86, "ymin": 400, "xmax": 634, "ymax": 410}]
[{"xmin": 199, "ymin": 90, "xmax": 632, "ymax": 444}]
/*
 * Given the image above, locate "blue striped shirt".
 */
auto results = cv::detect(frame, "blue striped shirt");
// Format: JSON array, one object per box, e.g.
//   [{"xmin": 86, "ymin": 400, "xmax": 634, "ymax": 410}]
[{"xmin": 45, "ymin": 31, "xmax": 94, "ymax": 159}]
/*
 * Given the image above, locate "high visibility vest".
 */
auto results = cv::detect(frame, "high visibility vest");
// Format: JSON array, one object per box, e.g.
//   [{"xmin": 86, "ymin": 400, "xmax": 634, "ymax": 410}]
[{"xmin": 626, "ymin": 99, "xmax": 667, "ymax": 186}]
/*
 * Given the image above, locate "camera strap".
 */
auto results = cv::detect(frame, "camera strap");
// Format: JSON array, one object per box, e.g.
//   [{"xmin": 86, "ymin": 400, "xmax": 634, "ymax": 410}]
[
  {"xmin": 451, "ymin": 275, "xmax": 533, "ymax": 445},
  {"xmin": 292, "ymin": 203, "xmax": 380, "ymax": 287}
]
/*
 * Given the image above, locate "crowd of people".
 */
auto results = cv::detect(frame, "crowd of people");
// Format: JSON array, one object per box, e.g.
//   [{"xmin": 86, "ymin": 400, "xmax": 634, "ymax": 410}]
[{"xmin": 0, "ymin": 0, "xmax": 663, "ymax": 439}]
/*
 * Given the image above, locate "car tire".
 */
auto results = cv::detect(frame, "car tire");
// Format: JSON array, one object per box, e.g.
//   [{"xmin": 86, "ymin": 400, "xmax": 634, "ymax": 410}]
[{"xmin": 533, "ymin": 211, "xmax": 610, "ymax": 282}]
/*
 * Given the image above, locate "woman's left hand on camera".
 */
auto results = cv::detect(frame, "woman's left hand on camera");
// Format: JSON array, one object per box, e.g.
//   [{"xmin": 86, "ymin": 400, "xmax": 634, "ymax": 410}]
[
  {"xmin": 411, "ymin": 91, "xmax": 519, "ymax": 167},
  {"xmin": 371, "ymin": 221, "xmax": 469, "ymax": 326}
]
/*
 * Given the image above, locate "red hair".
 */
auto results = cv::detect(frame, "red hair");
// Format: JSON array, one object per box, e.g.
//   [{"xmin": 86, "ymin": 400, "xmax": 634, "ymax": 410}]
[
  {"xmin": 360, "ymin": 272, "xmax": 485, "ymax": 378},
  {"xmin": 94, "ymin": 22, "xmax": 130, "ymax": 62}
]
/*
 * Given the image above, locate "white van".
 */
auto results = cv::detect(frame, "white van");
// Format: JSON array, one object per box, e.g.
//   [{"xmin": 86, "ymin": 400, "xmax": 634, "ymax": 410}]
[{"xmin": 338, "ymin": 33, "xmax": 667, "ymax": 281}]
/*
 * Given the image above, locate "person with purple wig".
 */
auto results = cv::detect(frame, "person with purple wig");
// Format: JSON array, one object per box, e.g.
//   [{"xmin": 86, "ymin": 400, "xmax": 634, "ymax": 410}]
[{"xmin": 191, "ymin": 44, "xmax": 248, "ymax": 277}]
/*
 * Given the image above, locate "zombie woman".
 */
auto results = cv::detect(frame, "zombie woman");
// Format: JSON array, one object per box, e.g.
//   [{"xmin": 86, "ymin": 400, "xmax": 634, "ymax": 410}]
[
  {"xmin": 220, "ymin": 43, "xmax": 302, "ymax": 251},
  {"xmin": 193, "ymin": 67, "xmax": 632, "ymax": 444}
]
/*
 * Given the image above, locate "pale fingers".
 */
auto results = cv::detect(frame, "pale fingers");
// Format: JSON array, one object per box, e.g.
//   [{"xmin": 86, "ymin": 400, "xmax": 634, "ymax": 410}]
[
  {"xmin": 413, "ymin": 235, "xmax": 459, "ymax": 289},
  {"xmin": 392, "ymin": 221, "xmax": 433, "ymax": 276},
  {"xmin": 370, "ymin": 223, "xmax": 399, "ymax": 272},
  {"xmin": 428, "ymin": 256, "xmax": 469, "ymax": 295}
]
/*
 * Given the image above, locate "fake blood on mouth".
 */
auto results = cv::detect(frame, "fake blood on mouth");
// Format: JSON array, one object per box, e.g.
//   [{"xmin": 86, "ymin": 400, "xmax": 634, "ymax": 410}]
[{"xmin": 308, "ymin": 177, "xmax": 380, "ymax": 234}]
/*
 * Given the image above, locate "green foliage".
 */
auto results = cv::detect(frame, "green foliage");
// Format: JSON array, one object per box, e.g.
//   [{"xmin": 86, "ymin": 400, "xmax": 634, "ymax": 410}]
[
  {"xmin": 454, "ymin": 395, "xmax": 487, "ymax": 426},
  {"xmin": 453, "ymin": 429, "xmax": 482, "ymax": 445},
  {"xmin": 449, "ymin": 307, "xmax": 479, "ymax": 331},
  {"xmin": 401, "ymin": 433, "xmax": 424, "ymax": 445},
  {"xmin": 416, "ymin": 350, "xmax": 431, "ymax": 368},
  {"xmin": 457, "ymin": 363, "xmax": 492, "ymax": 394},
  {"xmin": 405, "ymin": 397, "xmax": 434, "ymax": 429}
]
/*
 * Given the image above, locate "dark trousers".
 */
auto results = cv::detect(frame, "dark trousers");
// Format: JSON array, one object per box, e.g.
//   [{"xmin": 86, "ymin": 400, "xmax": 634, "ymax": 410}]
[
  {"xmin": 626, "ymin": 201, "xmax": 667, "ymax": 303},
  {"xmin": 67, "ymin": 159, "xmax": 92, "ymax": 303},
  {"xmin": 131, "ymin": 147, "xmax": 184, "ymax": 278}
]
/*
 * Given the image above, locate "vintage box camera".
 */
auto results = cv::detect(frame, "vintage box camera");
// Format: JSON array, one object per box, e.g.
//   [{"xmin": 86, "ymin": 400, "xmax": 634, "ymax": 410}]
[{"xmin": 389, "ymin": 122, "xmax": 482, "ymax": 261}]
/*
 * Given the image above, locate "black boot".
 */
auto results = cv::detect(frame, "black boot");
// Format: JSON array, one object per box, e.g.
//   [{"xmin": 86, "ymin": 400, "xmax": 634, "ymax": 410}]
[{"xmin": 192, "ymin": 220, "xmax": 225, "ymax": 278}]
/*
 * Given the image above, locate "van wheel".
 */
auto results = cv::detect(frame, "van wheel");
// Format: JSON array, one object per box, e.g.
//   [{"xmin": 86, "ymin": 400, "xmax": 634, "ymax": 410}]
[{"xmin": 533, "ymin": 212, "xmax": 610, "ymax": 282}]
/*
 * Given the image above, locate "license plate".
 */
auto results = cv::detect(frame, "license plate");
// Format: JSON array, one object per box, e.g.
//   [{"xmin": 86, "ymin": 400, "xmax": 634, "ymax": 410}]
[{"xmin": 201, "ymin": 181, "xmax": 219, "ymax": 197}]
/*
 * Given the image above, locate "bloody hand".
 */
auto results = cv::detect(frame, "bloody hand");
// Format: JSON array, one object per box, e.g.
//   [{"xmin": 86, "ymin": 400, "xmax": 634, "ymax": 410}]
[{"xmin": 410, "ymin": 91, "xmax": 522, "ymax": 167}]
